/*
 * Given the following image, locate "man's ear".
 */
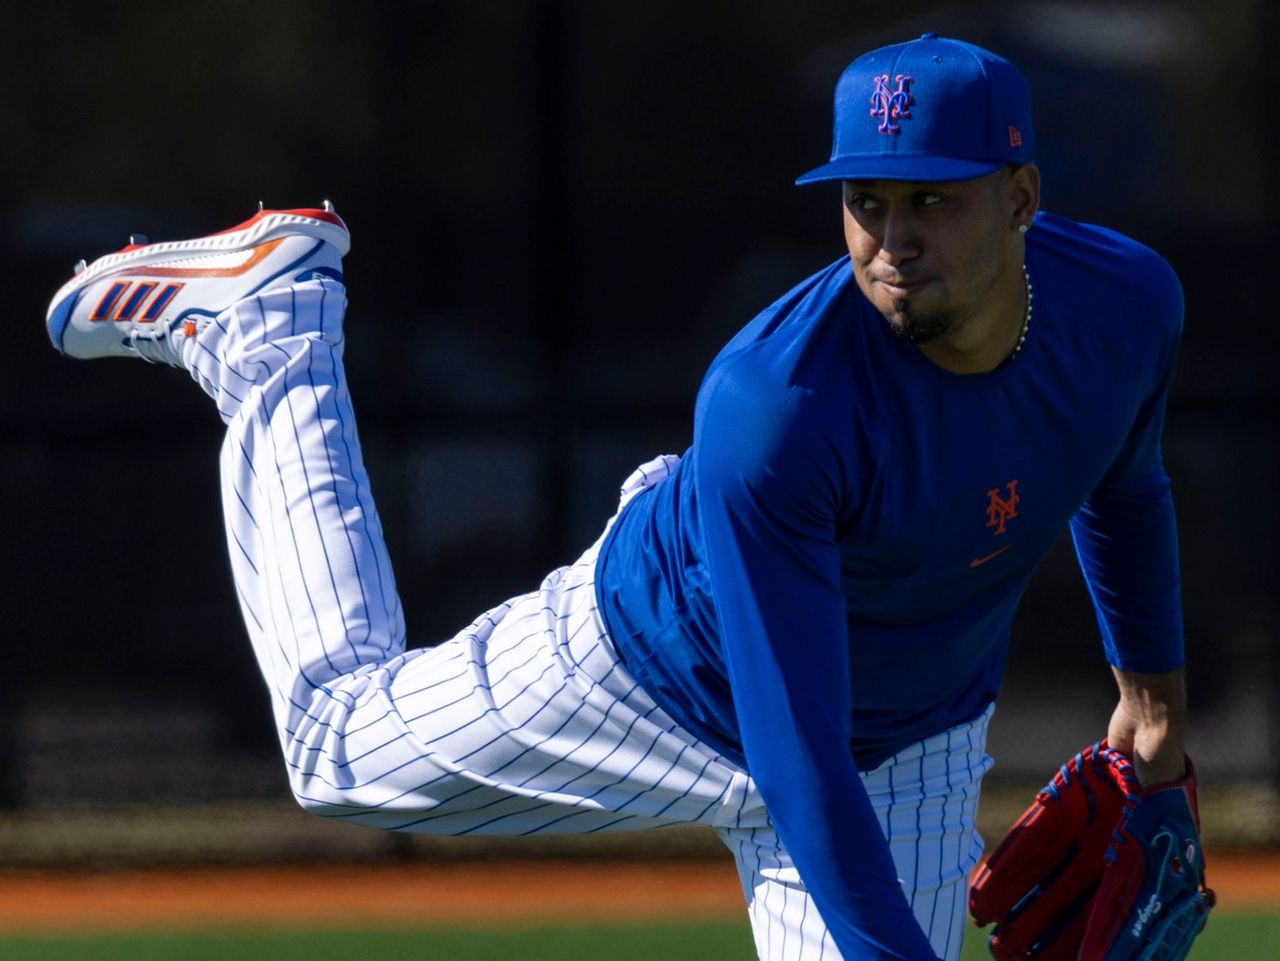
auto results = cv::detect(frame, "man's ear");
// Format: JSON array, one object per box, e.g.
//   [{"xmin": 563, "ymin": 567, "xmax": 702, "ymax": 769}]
[{"xmin": 1010, "ymin": 163, "xmax": 1041, "ymax": 229}]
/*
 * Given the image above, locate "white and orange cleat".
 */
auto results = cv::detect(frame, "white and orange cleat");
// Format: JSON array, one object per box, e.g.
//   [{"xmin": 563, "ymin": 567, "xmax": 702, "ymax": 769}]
[{"xmin": 47, "ymin": 202, "xmax": 350, "ymax": 367}]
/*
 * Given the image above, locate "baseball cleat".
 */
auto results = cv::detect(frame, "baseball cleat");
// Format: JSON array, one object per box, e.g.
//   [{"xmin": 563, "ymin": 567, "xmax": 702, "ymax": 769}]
[{"xmin": 46, "ymin": 204, "xmax": 351, "ymax": 366}]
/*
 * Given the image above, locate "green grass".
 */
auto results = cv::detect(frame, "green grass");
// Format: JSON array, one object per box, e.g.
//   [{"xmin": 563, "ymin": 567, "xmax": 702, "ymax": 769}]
[
  {"xmin": 1, "ymin": 913, "xmax": 1275, "ymax": 960},
  {"xmin": 0, "ymin": 923, "xmax": 750, "ymax": 961},
  {"xmin": 964, "ymin": 912, "xmax": 1280, "ymax": 959}
]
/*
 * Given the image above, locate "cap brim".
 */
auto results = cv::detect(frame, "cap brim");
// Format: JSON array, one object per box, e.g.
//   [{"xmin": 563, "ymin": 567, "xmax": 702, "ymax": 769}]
[{"xmin": 795, "ymin": 154, "xmax": 1004, "ymax": 185}]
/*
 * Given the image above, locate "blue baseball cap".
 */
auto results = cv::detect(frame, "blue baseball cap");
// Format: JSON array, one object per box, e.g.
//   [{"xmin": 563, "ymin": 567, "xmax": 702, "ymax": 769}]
[{"xmin": 796, "ymin": 33, "xmax": 1035, "ymax": 185}]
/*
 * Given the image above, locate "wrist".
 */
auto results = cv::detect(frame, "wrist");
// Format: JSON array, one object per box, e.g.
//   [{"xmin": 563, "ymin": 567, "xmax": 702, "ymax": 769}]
[{"xmin": 1109, "ymin": 667, "xmax": 1187, "ymax": 788}]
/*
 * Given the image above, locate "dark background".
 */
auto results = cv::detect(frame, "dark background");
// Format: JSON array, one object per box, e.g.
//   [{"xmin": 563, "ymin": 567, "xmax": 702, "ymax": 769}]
[{"xmin": 1, "ymin": 0, "xmax": 1274, "ymax": 828}]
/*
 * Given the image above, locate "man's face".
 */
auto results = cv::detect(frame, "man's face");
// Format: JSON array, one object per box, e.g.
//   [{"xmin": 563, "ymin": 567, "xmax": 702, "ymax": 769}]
[{"xmin": 842, "ymin": 167, "xmax": 1036, "ymax": 346}]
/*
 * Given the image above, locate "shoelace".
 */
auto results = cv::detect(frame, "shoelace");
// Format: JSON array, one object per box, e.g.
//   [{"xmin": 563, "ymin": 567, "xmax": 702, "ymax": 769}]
[{"xmin": 128, "ymin": 321, "xmax": 187, "ymax": 368}]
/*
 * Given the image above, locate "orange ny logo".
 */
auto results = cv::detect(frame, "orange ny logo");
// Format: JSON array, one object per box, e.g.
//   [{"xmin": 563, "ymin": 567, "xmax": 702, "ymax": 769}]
[{"xmin": 985, "ymin": 480, "xmax": 1020, "ymax": 535}]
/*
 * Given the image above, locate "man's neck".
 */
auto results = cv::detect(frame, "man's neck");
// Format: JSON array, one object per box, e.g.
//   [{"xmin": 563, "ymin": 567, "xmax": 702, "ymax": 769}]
[{"xmin": 915, "ymin": 262, "xmax": 1029, "ymax": 374}]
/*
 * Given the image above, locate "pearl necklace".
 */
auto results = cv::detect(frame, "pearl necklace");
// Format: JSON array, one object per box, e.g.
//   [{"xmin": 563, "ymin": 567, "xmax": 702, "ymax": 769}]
[{"xmin": 1008, "ymin": 264, "xmax": 1033, "ymax": 362}]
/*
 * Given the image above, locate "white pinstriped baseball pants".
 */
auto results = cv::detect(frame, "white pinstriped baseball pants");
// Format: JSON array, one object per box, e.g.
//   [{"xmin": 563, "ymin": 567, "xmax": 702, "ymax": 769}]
[{"xmin": 188, "ymin": 277, "xmax": 993, "ymax": 961}]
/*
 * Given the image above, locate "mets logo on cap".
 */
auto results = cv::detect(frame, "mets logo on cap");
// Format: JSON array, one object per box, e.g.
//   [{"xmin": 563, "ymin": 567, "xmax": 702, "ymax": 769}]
[{"xmin": 870, "ymin": 73, "xmax": 913, "ymax": 134}]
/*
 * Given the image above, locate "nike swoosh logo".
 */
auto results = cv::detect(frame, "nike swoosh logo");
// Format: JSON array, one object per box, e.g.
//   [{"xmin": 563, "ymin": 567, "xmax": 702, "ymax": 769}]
[{"xmin": 969, "ymin": 543, "xmax": 1015, "ymax": 568}]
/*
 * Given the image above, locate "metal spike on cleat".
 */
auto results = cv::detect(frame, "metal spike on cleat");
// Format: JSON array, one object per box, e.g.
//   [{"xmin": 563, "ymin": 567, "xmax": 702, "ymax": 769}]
[
  {"xmin": 73, "ymin": 259, "xmax": 87, "ymax": 275},
  {"xmin": 129, "ymin": 234, "xmax": 149, "ymax": 246},
  {"xmin": 257, "ymin": 200, "xmax": 265, "ymax": 212},
  {"xmin": 322, "ymin": 199, "xmax": 335, "ymax": 213}
]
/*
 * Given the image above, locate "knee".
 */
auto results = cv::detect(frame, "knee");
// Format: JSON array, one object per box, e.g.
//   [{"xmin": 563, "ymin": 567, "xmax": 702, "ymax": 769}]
[
  {"xmin": 290, "ymin": 788, "xmax": 341, "ymax": 819},
  {"xmin": 285, "ymin": 767, "xmax": 363, "ymax": 819}
]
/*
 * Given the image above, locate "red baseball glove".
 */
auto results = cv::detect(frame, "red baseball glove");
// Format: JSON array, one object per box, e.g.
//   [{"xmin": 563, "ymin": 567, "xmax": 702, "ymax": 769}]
[{"xmin": 969, "ymin": 741, "xmax": 1214, "ymax": 960}]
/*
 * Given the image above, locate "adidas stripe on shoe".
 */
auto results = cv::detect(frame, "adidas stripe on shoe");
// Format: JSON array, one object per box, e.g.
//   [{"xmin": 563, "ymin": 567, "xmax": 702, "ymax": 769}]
[{"xmin": 46, "ymin": 203, "xmax": 350, "ymax": 367}]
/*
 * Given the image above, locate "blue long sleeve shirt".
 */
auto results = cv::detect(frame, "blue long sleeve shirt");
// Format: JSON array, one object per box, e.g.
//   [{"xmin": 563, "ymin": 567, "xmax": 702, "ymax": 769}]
[{"xmin": 594, "ymin": 211, "xmax": 1184, "ymax": 960}]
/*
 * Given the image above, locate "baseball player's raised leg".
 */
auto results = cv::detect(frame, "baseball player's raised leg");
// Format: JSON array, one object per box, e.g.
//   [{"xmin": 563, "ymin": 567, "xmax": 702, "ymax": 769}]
[
  {"xmin": 206, "ymin": 293, "xmax": 758, "ymax": 831},
  {"xmin": 47, "ymin": 209, "xmax": 752, "ymax": 836},
  {"xmin": 716, "ymin": 708, "xmax": 993, "ymax": 961}
]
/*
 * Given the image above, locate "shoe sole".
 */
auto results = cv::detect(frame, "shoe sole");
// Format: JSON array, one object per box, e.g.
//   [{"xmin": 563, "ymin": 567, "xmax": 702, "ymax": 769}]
[{"xmin": 47, "ymin": 207, "xmax": 350, "ymax": 355}]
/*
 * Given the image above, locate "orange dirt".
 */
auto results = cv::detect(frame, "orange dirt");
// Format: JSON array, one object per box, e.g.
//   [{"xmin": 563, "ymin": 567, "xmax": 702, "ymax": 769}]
[{"xmin": 0, "ymin": 853, "xmax": 1274, "ymax": 935}]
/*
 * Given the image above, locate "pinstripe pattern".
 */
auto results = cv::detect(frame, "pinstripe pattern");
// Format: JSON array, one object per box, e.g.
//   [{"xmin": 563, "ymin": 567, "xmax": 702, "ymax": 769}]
[
  {"xmin": 197, "ymin": 278, "xmax": 759, "ymax": 838},
  {"xmin": 191, "ymin": 276, "xmax": 996, "ymax": 959},
  {"xmin": 716, "ymin": 707, "xmax": 993, "ymax": 961}
]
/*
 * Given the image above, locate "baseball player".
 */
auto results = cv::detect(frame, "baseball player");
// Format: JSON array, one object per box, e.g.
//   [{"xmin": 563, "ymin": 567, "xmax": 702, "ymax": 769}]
[{"xmin": 45, "ymin": 34, "xmax": 1210, "ymax": 961}]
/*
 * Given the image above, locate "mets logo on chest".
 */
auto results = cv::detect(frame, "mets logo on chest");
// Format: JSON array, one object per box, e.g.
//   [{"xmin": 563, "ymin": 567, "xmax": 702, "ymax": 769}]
[
  {"xmin": 870, "ymin": 74, "xmax": 914, "ymax": 133},
  {"xmin": 985, "ymin": 480, "xmax": 1020, "ymax": 535}
]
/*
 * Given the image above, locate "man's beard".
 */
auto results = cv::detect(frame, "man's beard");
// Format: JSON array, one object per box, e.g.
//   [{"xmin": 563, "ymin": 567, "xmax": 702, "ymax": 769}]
[{"xmin": 883, "ymin": 303, "xmax": 954, "ymax": 344}]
